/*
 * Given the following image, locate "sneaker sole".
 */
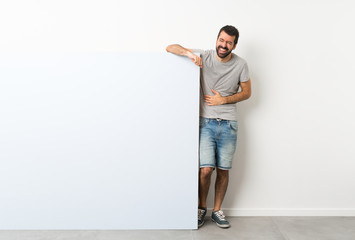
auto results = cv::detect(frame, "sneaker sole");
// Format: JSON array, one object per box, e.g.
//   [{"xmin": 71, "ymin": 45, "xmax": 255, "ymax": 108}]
[
  {"xmin": 211, "ymin": 218, "xmax": 230, "ymax": 228},
  {"xmin": 198, "ymin": 221, "xmax": 205, "ymax": 228}
]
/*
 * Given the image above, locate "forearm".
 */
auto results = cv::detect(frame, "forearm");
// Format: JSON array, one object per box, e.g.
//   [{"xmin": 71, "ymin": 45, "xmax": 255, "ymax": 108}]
[
  {"xmin": 166, "ymin": 44, "xmax": 202, "ymax": 68},
  {"xmin": 223, "ymin": 91, "xmax": 251, "ymax": 104},
  {"xmin": 223, "ymin": 80, "xmax": 252, "ymax": 104},
  {"xmin": 166, "ymin": 44, "xmax": 193, "ymax": 57}
]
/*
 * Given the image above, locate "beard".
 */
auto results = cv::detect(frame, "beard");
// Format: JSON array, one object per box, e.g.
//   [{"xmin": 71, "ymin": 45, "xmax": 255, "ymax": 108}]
[{"xmin": 216, "ymin": 46, "xmax": 233, "ymax": 59}]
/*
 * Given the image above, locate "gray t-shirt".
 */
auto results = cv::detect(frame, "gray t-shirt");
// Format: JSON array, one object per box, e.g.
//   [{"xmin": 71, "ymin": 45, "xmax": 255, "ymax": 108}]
[{"xmin": 193, "ymin": 49, "xmax": 250, "ymax": 121}]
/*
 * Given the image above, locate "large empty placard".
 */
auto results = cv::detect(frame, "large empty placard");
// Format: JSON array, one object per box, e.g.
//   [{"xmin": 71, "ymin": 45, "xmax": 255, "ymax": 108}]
[{"xmin": 0, "ymin": 53, "xmax": 199, "ymax": 229}]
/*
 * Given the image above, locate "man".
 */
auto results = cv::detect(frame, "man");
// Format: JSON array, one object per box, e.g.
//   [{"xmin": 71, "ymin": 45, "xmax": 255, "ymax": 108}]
[{"xmin": 166, "ymin": 25, "xmax": 251, "ymax": 228}]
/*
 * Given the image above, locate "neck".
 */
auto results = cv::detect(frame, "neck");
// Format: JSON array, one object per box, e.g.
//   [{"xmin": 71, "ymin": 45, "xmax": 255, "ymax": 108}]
[{"xmin": 216, "ymin": 53, "xmax": 232, "ymax": 63}]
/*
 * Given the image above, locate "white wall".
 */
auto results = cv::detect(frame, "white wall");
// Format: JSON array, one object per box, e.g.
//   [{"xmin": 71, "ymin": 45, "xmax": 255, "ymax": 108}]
[{"xmin": 1, "ymin": 0, "xmax": 354, "ymax": 216}]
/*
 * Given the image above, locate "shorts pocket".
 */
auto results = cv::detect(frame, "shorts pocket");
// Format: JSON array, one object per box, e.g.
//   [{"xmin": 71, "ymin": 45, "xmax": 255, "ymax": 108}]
[
  {"xmin": 199, "ymin": 118, "xmax": 210, "ymax": 128},
  {"xmin": 229, "ymin": 121, "xmax": 238, "ymax": 131}
]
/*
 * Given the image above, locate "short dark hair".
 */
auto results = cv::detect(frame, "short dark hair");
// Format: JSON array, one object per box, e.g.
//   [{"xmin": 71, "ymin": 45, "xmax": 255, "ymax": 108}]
[{"xmin": 217, "ymin": 25, "xmax": 239, "ymax": 46}]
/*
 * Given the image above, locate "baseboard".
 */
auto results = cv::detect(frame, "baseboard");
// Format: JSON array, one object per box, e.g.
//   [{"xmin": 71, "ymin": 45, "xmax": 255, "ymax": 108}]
[{"xmin": 207, "ymin": 208, "xmax": 355, "ymax": 216}]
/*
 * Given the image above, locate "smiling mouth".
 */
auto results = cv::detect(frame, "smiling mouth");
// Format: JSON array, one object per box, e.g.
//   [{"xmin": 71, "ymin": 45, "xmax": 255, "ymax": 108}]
[{"xmin": 218, "ymin": 47, "xmax": 228, "ymax": 53}]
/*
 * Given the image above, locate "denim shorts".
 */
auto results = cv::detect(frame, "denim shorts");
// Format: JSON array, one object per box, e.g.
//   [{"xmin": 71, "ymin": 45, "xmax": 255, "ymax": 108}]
[{"xmin": 199, "ymin": 117, "xmax": 238, "ymax": 170}]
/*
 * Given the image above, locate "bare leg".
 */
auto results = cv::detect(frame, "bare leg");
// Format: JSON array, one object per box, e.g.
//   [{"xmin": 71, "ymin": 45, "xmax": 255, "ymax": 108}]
[
  {"xmin": 198, "ymin": 167, "xmax": 214, "ymax": 208},
  {"xmin": 213, "ymin": 168, "xmax": 229, "ymax": 212}
]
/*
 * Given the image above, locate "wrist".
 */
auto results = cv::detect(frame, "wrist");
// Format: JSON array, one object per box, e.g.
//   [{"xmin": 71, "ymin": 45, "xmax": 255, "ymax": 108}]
[
  {"xmin": 185, "ymin": 50, "xmax": 194, "ymax": 58},
  {"xmin": 222, "ymin": 96, "xmax": 228, "ymax": 105}
]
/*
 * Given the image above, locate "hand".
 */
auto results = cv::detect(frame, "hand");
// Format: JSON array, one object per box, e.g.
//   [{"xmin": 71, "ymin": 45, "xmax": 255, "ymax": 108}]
[
  {"xmin": 186, "ymin": 51, "xmax": 202, "ymax": 68},
  {"xmin": 204, "ymin": 89, "xmax": 226, "ymax": 106}
]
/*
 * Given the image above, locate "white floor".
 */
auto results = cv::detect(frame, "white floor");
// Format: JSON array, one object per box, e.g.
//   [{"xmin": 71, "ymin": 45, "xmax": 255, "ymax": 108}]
[{"xmin": 1, "ymin": 217, "xmax": 355, "ymax": 240}]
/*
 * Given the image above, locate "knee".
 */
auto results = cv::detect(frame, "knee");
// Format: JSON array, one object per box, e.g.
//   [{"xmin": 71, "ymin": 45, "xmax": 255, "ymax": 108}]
[
  {"xmin": 200, "ymin": 167, "xmax": 214, "ymax": 179},
  {"xmin": 216, "ymin": 168, "xmax": 229, "ymax": 178}
]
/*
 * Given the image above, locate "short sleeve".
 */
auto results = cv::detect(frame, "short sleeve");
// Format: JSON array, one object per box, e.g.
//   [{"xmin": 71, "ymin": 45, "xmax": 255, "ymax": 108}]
[{"xmin": 240, "ymin": 63, "xmax": 250, "ymax": 83}]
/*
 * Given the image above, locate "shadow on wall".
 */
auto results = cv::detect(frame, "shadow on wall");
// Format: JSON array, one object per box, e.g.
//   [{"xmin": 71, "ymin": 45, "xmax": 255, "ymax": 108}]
[{"xmin": 206, "ymin": 43, "xmax": 262, "ymax": 211}]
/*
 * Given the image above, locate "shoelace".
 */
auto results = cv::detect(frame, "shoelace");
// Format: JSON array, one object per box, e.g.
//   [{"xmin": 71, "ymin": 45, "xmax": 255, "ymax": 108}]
[
  {"xmin": 198, "ymin": 209, "xmax": 206, "ymax": 220},
  {"xmin": 214, "ymin": 210, "xmax": 226, "ymax": 221}
]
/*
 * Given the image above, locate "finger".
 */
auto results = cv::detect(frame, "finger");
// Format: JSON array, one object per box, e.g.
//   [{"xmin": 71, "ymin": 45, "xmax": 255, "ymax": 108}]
[
  {"xmin": 211, "ymin": 89, "xmax": 218, "ymax": 94},
  {"xmin": 197, "ymin": 57, "xmax": 202, "ymax": 68}
]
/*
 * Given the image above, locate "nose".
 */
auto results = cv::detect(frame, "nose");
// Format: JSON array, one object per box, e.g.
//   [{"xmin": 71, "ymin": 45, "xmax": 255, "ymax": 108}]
[{"xmin": 220, "ymin": 42, "xmax": 227, "ymax": 48}]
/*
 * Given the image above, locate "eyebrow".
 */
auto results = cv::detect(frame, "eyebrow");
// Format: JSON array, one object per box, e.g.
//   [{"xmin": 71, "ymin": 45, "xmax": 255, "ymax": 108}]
[{"xmin": 219, "ymin": 38, "xmax": 233, "ymax": 45}]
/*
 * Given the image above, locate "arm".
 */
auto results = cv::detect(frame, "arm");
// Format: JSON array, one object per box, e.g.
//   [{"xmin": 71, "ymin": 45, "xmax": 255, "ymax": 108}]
[
  {"xmin": 166, "ymin": 44, "xmax": 202, "ymax": 68},
  {"xmin": 204, "ymin": 79, "xmax": 252, "ymax": 106}
]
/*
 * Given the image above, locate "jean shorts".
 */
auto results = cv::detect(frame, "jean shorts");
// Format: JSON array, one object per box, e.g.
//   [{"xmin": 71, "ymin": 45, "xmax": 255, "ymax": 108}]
[{"xmin": 199, "ymin": 117, "xmax": 238, "ymax": 170}]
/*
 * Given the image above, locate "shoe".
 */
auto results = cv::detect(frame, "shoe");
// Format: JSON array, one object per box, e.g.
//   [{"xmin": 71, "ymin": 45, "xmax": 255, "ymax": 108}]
[
  {"xmin": 198, "ymin": 207, "xmax": 207, "ymax": 227},
  {"xmin": 211, "ymin": 210, "xmax": 230, "ymax": 228}
]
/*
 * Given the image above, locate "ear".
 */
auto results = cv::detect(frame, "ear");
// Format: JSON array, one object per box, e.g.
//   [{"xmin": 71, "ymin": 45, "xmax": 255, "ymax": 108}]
[{"xmin": 232, "ymin": 43, "xmax": 237, "ymax": 50}]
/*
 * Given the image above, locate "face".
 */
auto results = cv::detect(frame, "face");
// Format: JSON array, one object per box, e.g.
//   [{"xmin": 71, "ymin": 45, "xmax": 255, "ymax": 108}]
[{"xmin": 216, "ymin": 31, "xmax": 236, "ymax": 59}]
